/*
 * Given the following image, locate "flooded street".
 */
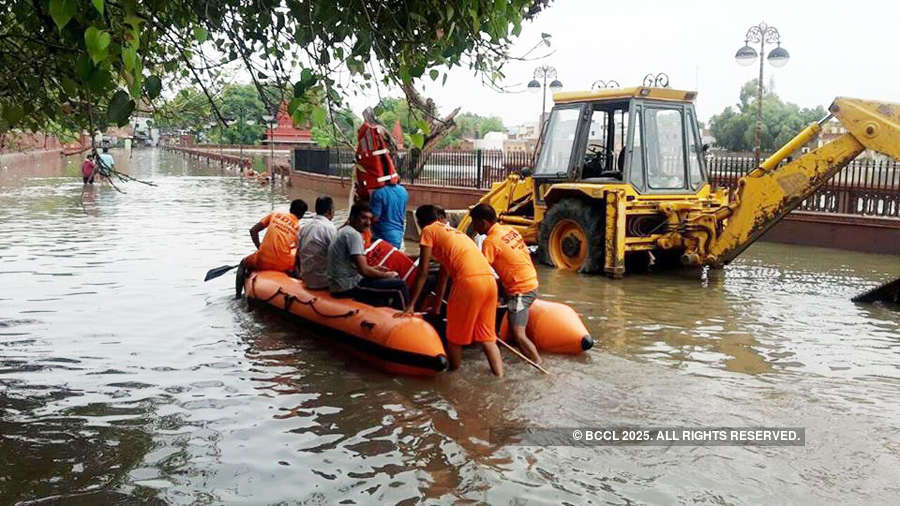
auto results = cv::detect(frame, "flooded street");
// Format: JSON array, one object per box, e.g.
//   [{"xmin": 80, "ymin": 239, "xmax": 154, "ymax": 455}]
[{"xmin": 2, "ymin": 149, "xmax": 900, "ymax": 504}]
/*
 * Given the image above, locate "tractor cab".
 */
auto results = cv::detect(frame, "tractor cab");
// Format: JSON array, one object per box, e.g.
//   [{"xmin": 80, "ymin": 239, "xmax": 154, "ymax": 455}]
[
  {"xmin": 533, "ymin": 87, "xmax": 707, "ymax": 196},
  {"xmin": 458, "ymin": 86, "xmax": 724, "ymax": 277}
]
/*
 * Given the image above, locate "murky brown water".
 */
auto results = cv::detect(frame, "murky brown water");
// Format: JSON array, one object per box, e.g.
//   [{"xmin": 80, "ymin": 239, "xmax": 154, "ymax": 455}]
[{"xmin": 2, "ymin": 149, "xmax": 900, "ymax": 504}]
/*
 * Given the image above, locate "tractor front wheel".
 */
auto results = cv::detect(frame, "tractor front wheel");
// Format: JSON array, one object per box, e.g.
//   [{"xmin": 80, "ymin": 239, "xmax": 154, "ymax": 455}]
[{"xmin": 538, "ymin": 199, "xmax": 605, "ymax": 273}]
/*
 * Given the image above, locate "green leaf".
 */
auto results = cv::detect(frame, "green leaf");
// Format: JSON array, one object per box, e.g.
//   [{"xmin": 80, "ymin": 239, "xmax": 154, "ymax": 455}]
[
  {"xmin": 49, "ymin": 0, "xmax": 76, "ymax": 31},
  {"xmin": 107, "ymin": 90, "xmax": 135, "ymax": 127},
  {"xmin": 410, "ymin": 132, "xmax": 424, "ymax": 149},
  {"xmin": 86, "ymin": 66, "xmax": 111, "ymax": 93},
  {"xmin": 429, "ymin": 69, "xmax": 439, "ymax": 81},
  {"xmin": 541, "ymin": 32, "xmax": 552, "ymax": 46},
  {"xmin": 288, "ymin": 97, "xmax": 303, "ymax": 115},
  {"xmin": 122, "ymin": 44, "xmax": 138, "ymax": 71},
  {"xmin": 2, "ymin": 103, "xmax": 25, "ymax": 125},
  {"xmin": 194, "ymin": 26, "xmax": 208, "ymax": 43},
  {"xmin": 399, "ymin": 66, "xmax": 411, "ymax": 84},
  {"xmin": 84, "ymin": 27, "xmax": 112, "ymax": 64},
  {"xmin": 442, "ymin": 73, "xmax": 448, "ymax": 86},
  {"xmin": 92, "ymin": 0, "xmax": 103, "ymax": 15},
  {"xmin": 61, "ymin": 77, "xmax": 78, "ymax": 95},
  {"xmin": 311, "ymin": 106, "xmax": 327, "ymax": 127},
  {"xmin": 76, "ymin": 54, "xmax": 94, "ymax": 82},
  {"xmin": 145, "ymin": 75, "xmax": 162, "ymax": 100}
]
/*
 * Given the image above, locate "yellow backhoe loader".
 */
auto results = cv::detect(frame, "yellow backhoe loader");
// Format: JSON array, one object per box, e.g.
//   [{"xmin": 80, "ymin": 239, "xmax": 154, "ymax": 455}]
[{"xmin": 458, "ymin": 87, "xmax": 900, "ymax": 278}]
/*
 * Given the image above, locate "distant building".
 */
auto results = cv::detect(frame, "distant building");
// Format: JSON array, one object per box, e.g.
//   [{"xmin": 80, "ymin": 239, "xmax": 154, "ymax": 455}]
[
  {"xmin": 504, "ymin": 121, "xmax": 539, "ymax": 155},
  {"xmin": 503, "ymin": 138, "xmax": 537, "ymax": 154},
  {"xmin": 474, "ymin": 131, "xmax": 506, "ymax": 151},
  {"xmin": 264, "ymin": 102, "xmax": 313, "ymax": 146}
]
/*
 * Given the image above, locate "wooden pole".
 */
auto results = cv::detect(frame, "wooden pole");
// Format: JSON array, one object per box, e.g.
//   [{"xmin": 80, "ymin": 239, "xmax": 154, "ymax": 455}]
[{"xmin": 496, "ymin": 338, "xmax": 549, "ymax": 375}]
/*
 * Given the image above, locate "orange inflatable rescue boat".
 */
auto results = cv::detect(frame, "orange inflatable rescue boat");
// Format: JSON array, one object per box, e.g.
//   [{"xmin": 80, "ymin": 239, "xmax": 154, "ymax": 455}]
[
  {"xmin": 244, "ymin": 271, "xmax": 448, "ymax": 376},
  {"xmin": 366, "ymin": 239, "xmax": 594, "ymax": 355},
  {"xmin": 499, "ymin": 299, "xmax": 593, "ymax": 354}
]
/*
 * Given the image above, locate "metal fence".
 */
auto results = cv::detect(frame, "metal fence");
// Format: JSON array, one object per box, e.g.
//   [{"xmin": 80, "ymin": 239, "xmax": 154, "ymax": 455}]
[
  {"xmin": 305, "ymin": 147, "xmax": 533, "ymax": 189},
  {"xmin": 295, "ymin": 146, "xmax": 900, "ymax": 218},
  {"xmin": 706, "ymin": 156, "xmax": 900, "ymax": 218}
]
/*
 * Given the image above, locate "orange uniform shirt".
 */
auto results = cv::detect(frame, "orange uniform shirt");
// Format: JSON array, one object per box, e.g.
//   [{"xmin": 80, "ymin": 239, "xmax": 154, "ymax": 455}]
[
  {"xmin": 419, "ymin": 222, "xmax": 493, "ymax": 279},
  {"xmin": 482, "ymin": 224, "xmax": 539, "ymax": 294},
  {"xmin": 256, "ymin": 212, "xmax": 300, "ymax": 270}
]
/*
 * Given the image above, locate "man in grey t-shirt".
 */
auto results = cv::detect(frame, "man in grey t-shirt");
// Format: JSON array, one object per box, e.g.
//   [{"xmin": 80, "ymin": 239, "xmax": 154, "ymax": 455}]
[
  {"xmin": 297, "ymin": 196, "xmax": 337, "ymax": 290},
  {"xmin": 326, "ymin": 203, "xmax": 409, "ymax": 310}
]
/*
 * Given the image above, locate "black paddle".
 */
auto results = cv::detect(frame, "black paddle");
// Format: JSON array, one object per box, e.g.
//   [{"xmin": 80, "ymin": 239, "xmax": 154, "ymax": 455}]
[{"xmin": 204, "ymin": 264, "xmax": 238, "ymax": 281}]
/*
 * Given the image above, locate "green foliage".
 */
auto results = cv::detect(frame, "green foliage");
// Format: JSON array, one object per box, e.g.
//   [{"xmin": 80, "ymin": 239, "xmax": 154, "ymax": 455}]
[
  {"xmin": 1, "ymin": 0, "xmax": 550, "ymax": 137},
  {"xmin": 371, "ymin": 97, "xmax": 504, "ymax": 149},
  {"xmin": 439, "ymin": 112, "xmax": 505, "ymax": 147},
  {"xmin": 310, "ymin": 108, "xmax": 360, "ymax": 147},
  {"xmin": 709, "ymin": 80, "xmax": 828, "ymax": 152}
]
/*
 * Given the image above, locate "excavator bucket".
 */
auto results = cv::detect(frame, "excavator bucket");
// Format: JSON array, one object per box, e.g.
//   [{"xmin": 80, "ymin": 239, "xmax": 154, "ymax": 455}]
[
  {"xmin": 851, "ymin": 277, "xmax": 900, "ymax": 305},
  {"xmin": 830, "ymin": 98, "xmax": 900, "ymax": 160}
]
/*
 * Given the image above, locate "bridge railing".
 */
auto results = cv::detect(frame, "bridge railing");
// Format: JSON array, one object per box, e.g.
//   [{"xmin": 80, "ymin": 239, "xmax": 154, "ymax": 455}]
[{"xmin": 706, "ymin": 156, "xmax": 900, "ymax": 218}]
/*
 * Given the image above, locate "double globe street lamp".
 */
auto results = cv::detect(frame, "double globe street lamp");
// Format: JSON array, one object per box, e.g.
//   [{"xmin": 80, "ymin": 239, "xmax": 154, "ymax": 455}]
[
  {"xmin": 735, "ymin": 21, "xmax": 790, "ymax": 165},
  {"xmin": 528, "ymin": 65, "xmax": 563, "ymax": 137}
]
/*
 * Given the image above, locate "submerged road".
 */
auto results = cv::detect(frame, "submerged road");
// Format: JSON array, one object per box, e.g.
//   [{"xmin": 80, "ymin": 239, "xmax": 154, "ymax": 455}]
[{"xmin": 1, "ymin": 149, "xmax": 899, "ymax": 504}]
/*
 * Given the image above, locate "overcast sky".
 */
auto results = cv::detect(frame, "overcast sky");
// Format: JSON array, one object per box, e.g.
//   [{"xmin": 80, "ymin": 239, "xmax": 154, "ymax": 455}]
[{"xmin": 346, "ymin": 0, "xmax": 899, "ymax": 127}]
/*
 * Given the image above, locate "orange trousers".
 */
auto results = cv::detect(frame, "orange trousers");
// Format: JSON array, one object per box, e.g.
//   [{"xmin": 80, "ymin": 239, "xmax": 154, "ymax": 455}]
[
  {"xmin": 446, "ymin": 274, "xmax": 497, "ymax": 346},
  {"xmin": 242, "ymin": 251, "xmax": 294, "ymax": 273}
]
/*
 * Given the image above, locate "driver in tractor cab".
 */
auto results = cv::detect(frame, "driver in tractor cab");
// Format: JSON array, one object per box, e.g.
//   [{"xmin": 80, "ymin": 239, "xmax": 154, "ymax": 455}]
[{"xmin": 355, "ymin": 107, "xmax": 400, "ymax": 202}]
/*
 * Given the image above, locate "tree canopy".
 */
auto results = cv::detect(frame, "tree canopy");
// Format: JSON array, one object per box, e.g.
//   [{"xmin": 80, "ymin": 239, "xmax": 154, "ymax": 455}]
[
  {"xmin": 709, "ymin": 80, "xmax": 827, "ymax": 153},
  {"xmin": 1, "ymin": 0, "xmax": 551, "ymax": 145}
]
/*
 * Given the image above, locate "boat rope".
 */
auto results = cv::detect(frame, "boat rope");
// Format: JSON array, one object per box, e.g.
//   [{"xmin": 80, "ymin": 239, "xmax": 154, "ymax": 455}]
[{"xmin": 260, "ymin": 287, "xmax": 359, "ymax": 319}]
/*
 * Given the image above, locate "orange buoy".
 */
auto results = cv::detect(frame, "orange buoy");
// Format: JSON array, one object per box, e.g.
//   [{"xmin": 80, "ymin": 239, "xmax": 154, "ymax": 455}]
[
  {"xmin": 499, "ymin": 299, "xmax": 593, "ymax": 354},
  {"xmin": 245, "ymin": 271, "xmax": 448, "ymax": 376}
]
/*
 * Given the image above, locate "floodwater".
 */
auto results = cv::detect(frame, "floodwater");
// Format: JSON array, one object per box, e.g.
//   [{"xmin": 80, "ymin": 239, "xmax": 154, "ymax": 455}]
[{"xmin": 2, "ymin": 149, "xmax": 899, "ymax": 504}]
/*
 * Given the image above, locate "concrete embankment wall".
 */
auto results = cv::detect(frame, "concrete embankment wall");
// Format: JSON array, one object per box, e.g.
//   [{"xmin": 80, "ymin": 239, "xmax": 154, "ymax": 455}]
[
  {"xmin": 0, "ymin": 149, "xmax": 67, "ymax": 174},
  {"xmin": 289, "ymin": 169, "xmax": 900, "ymax": 256}
]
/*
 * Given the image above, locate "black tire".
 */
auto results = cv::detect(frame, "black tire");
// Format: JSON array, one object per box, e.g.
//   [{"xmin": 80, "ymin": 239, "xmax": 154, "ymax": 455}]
[{"xmin": 538, "ymin": 198, "xmax": 606, "ymax": 273}]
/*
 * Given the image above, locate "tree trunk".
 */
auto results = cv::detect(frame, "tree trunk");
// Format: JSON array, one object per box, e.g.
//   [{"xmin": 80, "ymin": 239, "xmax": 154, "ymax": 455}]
[{"xmin": 399, "ymin": 83, "xmax": 460, "ymax": 179}]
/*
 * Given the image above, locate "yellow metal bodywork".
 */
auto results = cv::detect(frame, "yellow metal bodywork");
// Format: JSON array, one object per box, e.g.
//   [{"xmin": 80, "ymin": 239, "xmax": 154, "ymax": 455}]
[{"xmin": 457, "ymin": 95, "xmax": 900, "ymax": 276}]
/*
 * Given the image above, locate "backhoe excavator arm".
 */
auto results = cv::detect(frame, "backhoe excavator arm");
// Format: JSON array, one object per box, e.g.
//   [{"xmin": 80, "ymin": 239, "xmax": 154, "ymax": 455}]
[{"xmin": 682, "ymin": 97, "xmax": 900, "ymax": 267}]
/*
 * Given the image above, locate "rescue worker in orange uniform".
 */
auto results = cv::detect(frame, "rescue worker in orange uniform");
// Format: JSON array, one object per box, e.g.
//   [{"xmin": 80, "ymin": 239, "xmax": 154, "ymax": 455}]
[
  {"xmin": 399, "ymin": 205, "xmax": 504, "ymax": 376},
  {"xmin": 235, "ymin": 199, "xmax": 308, "ymax": 298},
  {"xmin": 469, "ymin": 203, "xmax": 542, "ymax": 365},
  {"xmin": 355, "ymin": 107, "xmax": 399, "ymax": 202}
]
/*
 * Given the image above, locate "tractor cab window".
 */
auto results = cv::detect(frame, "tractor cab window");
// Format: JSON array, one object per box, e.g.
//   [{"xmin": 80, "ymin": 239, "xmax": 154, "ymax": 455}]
[
  {"xmin": 580, "ymin": 102, "xmax": 629, "ymax": 180},
  {"xmin": 644, "ymin": 107, "xmax": 687, "ymax": 190},
  {"xmin": 534, "ymin": 107, "xmax": 581, "ymax": 178},
  {"xmin": 686, "ymin": 110, "xmax": 705, "ymax": 190}
]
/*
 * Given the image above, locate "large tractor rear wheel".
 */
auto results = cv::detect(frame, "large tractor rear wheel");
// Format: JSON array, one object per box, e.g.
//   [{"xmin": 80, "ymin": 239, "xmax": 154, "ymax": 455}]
[{"xmin": 538, "ymin": 198, "xmax": 605, "ymax": 273}]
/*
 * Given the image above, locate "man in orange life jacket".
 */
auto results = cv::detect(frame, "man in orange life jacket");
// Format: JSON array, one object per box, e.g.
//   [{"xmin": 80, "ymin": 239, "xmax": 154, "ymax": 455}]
[
  {"xmin": 235, "ymin": 199, "xmax": 307, "ymax": 298},
  {"xmin": 399, "ymin": 205, "xmax": 504, "ymax": 376},
  {"xmin": 355, "ymin": 108, "xmax": 399, "ymax": 202},
  {"xmin": 469, "ymin": 203, "xmax": 542, "ymax": 364}
]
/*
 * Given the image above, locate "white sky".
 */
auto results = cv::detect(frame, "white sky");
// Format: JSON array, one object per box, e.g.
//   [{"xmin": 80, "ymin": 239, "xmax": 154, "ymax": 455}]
[{"xmin": 347, "ymin": 0, "xmax": 900, "ymax": 127}]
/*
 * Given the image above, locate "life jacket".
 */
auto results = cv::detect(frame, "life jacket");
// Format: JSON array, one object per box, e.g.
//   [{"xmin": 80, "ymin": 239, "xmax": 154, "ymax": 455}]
[
  {"xmin": 355, "ymin": 122, "xmax": 399, "ymax": 200},
  {"xmin": 364, "ymin": 239, "xmax": 418, "ymax": 290}
]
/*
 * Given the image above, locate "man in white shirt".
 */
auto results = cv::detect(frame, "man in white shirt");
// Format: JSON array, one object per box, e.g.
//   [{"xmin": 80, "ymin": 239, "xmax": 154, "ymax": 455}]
[{"xmin": 296, "ymin": 196, "xmax": 337, "ymax": 290}]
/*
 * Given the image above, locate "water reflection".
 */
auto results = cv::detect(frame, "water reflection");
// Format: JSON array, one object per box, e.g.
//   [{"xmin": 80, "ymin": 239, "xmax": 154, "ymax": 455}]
[{"xmin": 1, "ymin": 149, "xmax": 899, "ymax": 504}]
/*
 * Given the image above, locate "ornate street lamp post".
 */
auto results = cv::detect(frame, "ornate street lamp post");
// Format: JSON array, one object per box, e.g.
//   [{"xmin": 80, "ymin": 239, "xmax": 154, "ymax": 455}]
[
  {"xmin": 527, "ymin": 65, "xmax": 563, "ymax": 137},
  {"xmin": 591, "ymin": 80, "xmax": 620, "ymax": 89},
  {"xmin": 735, "ymin": 21, "xmax": 790, "ymax": 165},
  {"xmin": 262, "ymin": 113, "xmax": 276, "ymax": 185}
]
